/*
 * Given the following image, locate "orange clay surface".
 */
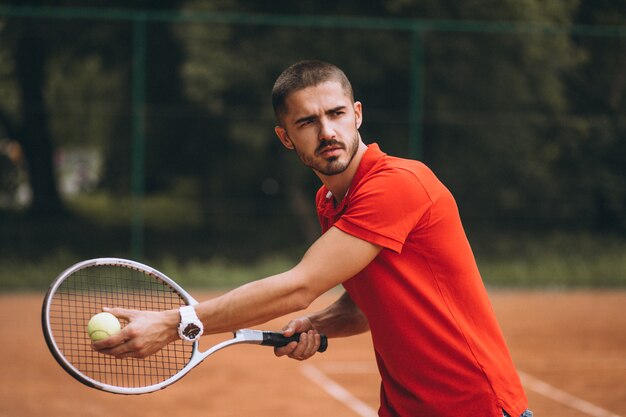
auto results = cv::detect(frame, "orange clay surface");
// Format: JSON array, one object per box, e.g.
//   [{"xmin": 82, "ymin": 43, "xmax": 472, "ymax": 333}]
[{"xmin": 0, "ymin": 290, "xmax": 624, "ymax": 417}]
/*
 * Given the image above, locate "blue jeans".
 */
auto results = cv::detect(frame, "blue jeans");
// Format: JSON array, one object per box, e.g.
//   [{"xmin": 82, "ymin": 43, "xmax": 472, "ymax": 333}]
[{"xmin": 503, "ymin": 410, "xmax": 533, "ymax": 417}]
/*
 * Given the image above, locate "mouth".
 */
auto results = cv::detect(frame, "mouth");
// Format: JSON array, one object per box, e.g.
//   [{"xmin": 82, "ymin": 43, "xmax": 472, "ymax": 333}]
[{"xmin": 317, "ymin": 142, "xmax": 344, "ymax": 158}]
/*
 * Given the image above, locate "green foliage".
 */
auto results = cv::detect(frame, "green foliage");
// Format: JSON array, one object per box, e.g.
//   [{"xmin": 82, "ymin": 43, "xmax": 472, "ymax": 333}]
[
  {"xmin": 67, "ymin": 184, "xmax": 204, "ymax": 231},
  {"xmin": 0, "ymin": 1, "xmax": 625, "ymax": 281},
  {"xmin": 158, "ymin": 254, "xmax": 295, "ymax": 289},
  {"xmin": 1, "ymin": 231, "xmax": 624, "ymax": 291},
  {"xmin": 47, "ymin": 53, "xmax": 127, "ymax": 149},
  {"xmin": 475, "ymin": 232, "xmax": 626, "ymax": 287},
  {"xmin": 0, "ymin": 248, "xmax": 80, "ymax": 291}
]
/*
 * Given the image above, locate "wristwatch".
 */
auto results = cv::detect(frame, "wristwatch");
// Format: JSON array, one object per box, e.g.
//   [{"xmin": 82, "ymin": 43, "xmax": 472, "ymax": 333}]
[{"xmin": 178, "ymin": 305, "xmax": 204, "ymax": 342}]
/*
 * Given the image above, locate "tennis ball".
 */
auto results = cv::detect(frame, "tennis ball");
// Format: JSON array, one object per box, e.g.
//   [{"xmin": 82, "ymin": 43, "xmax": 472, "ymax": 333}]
[{"xmin": 87, "ymin": 312, "xmax": 121, "ymax": 342}]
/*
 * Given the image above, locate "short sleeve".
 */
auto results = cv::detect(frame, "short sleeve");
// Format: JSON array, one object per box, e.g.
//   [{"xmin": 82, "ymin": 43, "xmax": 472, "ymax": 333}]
[{"xmin": 334, "ymin": 167, "xmax": 432, "ymax": 253}]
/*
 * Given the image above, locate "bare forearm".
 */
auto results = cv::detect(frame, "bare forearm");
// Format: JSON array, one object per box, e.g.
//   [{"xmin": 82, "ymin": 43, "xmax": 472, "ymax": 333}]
[
  {"xmin": 194, "ymin": 269, "xmax": 315, "ymax": 334},
  {"xmin": 193, "ymin": 228, "xmax": 380, "ymax": 335},
  {"xmin": 308, "ymin": 291, "xmax": 369, "ymax": 338},
  {"xmin": 95, "ymin": 228, "xmax": 381, "ymax": 359},
  {"xmin": 95, "ymin": 270, "xmax": 321, "ymax": 359}
]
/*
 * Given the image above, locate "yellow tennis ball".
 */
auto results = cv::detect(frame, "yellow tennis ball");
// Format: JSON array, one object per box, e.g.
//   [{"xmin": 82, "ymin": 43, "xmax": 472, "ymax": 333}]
[{"xmin": 87, "ymin": 312, "xmax": 121, "ymax": 342}]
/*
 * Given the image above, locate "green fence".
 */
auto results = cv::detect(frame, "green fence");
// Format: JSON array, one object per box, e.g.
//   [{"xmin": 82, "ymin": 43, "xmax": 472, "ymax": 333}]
[{"xmin": 0, "ymin": 5, "xmax": 625, "ymax": 267}]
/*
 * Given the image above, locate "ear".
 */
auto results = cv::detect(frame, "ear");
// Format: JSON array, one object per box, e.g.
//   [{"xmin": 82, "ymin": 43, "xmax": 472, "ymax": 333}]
[
  {"xmin": 354, "ymin": 101, "xmax": 363, "ymax": 129},
  {"xmin": 275, "ymin": 126, "xmax": 294, "ymax": 149}
]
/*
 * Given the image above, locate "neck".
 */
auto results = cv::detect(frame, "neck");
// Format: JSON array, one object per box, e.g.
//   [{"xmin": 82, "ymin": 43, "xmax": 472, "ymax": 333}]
[{"xmin": 316, "ymin": 141, "xmax": 368, "ymax": 203}]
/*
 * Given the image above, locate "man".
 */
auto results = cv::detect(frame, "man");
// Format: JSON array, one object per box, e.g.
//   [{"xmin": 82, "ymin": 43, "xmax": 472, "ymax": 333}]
[{"xmin": 95, "ymin": 60, "xmax": 531, "ymax": 417}]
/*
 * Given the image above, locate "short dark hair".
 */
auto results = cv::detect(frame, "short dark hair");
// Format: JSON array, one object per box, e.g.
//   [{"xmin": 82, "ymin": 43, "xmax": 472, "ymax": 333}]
[{"xmin": 272, "ymin": 60, "xmax": 354, "ymax": 123}]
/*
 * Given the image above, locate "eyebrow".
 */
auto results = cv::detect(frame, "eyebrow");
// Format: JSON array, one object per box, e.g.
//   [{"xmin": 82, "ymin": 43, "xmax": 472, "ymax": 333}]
[{"xmin": 294, "ymin": 105, "xmax": 347, "ymax": 125}]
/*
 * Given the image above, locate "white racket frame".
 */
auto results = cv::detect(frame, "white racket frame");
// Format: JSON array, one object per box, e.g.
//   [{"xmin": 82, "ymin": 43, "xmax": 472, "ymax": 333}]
[{"xmin": 42, "ymin": 258, "xmax": 277, "ymax": 395}]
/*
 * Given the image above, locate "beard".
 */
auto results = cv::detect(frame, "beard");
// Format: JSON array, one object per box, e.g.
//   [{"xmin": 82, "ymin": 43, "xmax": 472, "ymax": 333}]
[{"xmin": 294, "ymin": 131, "xmax": 360, "ymax": 176}]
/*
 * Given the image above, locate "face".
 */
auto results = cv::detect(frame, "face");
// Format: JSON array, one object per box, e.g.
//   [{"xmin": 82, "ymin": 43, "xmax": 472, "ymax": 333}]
[{"xmin": 275, "ymin": 81, "xmax": 363, "ymax": 176}]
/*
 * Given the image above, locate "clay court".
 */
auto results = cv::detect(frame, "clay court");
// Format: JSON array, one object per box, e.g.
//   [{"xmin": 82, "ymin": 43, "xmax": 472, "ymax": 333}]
[{"xmin": 1, "ymin": 289, "xmax": 624, "ymax": 417}]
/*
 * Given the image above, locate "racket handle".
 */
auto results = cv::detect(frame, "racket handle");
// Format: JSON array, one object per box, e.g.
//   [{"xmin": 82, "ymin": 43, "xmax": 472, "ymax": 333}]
[{"xmin": 261, "ymin": 331, "xmax": 328, "ymax": 353}]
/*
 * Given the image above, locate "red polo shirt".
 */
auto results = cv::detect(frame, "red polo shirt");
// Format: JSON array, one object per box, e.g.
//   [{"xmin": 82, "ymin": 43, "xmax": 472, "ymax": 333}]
[{"xmin": 316, "ymin": 144, "xmax": 527, "ymax": 417}]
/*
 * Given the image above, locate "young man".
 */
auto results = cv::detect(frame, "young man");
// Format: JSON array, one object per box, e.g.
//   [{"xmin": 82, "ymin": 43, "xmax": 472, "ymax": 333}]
[{"xmin": 94, "ymin": 61, "xmax": 531, "ymax": 417}]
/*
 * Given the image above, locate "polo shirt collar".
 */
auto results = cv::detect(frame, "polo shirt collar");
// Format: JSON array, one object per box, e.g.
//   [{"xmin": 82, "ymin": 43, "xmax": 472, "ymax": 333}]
[
  {"xmin": 348, "ymin": 142, "xmax": 384, "ymax": 197},
  {"xmin": 319, "ymin": 143, "xmax": 385, "ymax": 217}
]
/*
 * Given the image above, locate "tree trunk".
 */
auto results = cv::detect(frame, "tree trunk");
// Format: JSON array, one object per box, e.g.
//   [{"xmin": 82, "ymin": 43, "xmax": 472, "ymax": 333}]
[{"xmin": 14, "ymin": 27, "xmax": 65, "ymax": 216}]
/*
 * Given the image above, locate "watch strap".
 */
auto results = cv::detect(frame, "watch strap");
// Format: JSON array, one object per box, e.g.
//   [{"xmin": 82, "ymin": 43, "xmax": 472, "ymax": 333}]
[{"xmin": 179, "ymin": 305, "xmax": 199, "ymax": 322}]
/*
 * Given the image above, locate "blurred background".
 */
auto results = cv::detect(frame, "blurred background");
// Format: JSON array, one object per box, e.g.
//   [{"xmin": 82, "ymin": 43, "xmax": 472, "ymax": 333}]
[{"xmin": 0, "ymin": 1, "xmax": 625, "ymax": 290}]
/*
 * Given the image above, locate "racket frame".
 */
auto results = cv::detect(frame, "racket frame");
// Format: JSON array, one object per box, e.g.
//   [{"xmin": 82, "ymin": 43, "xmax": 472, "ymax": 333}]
[
  {"xmin": 42, "ymin": 258, "xmax": 202, "ymax": 394},
  {"xmin": 42, "ymin": 258, "xmax": 326, "ymax": 395}
]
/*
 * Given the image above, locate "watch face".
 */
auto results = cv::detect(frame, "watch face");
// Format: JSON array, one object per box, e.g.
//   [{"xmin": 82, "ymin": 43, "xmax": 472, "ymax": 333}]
[{"xmin": 183, "ymin": 323, "xmax": 202, "ymax": 339}]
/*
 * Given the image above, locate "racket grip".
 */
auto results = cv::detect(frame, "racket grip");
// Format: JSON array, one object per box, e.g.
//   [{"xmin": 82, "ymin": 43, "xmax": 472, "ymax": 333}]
[{"xmin": 261, "ymin": 332, "xmax": 328, "ymax": 353}]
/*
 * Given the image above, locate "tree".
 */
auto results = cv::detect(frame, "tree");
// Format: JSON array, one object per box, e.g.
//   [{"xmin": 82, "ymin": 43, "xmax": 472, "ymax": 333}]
[
  {"xmin": 381, "ymin": 0, "xmax": 589, "ymax": 229},
  {"xmin": 1, "ymin": 0, "xmax": 623, "ymax": 241},
  {"xmin": 1, "ymin": 17, "xmax": 65, "ymax": 215},
  {"xmin": 563, "ymin": 0, "xmax": 626, "ymax": 231},
  {"xmin": 0, "ymin": 1, "xmax": 190, "ymax": 216}
]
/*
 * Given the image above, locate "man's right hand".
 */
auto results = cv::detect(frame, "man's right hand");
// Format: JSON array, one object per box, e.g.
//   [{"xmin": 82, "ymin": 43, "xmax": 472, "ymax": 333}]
[{"xmin": 274, "ymin": 317, "xmax": 323, "ymax": 361}]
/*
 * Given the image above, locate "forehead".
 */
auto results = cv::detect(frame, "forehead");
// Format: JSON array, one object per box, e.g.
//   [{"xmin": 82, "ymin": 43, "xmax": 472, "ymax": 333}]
[{"xmin": 283, "ymin": 81, "xmax": 352, "ymax": 117}]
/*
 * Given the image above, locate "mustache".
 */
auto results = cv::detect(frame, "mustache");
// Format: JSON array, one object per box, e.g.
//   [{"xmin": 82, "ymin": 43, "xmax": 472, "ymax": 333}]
[{"xmin": 316, "ymin": 140, "xmax": 344, "ymax": 155}]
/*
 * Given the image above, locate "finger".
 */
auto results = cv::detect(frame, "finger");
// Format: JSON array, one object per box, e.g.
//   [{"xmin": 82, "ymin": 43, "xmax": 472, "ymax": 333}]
[
  {"xmin": 274, "ymin": 341, "xmax": 297, "ymax": 357},
  {"xmin": 96, "ymin": 341, "xmax": 137, "ymax": 359},
  {"xmin": 288, "ymin": 332, "xmax": 314, "ymax": 360},
  {"xmin": 102, "ymin": 306, "xmax": 135, "ymax": 321},
  {"xmin": 283, "ymin": 317, "xmax": 315, "ymax": 336},
  {"xmin": 298, "ymin": 331, "xmax": 319, "ymax": 358},
  {"xmin": 281, "ymin": 320, "xmax": 300, "ymax": 337},
  {"xmin": 91, "ymin": 327, "xmax": 129, "ymax": 350},
  {"xmin": 93, "ymin": 326, "xmax": 148, "ymax": 358},
  {"xmin": 302, "ymin": 331, "xmax": 321, "ymax": 357}
]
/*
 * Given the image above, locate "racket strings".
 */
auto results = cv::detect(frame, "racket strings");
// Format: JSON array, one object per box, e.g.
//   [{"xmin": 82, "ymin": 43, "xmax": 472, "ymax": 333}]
[{"xmin": 47, "ymin": 264, "xmax": 193, "ymax": 389}]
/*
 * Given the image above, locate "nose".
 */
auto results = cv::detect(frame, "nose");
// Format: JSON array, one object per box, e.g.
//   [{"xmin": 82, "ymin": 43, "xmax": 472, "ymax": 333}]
[{"xmin": 318, "ymin": 119, "xmax": 335, "ymax": 141}]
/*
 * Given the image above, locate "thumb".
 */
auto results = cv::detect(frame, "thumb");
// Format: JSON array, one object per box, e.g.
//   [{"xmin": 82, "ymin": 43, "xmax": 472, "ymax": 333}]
[
  {"xmin": 282, "ymin": 317, "xmax": 314, "ymax": 337},
  {"xmin": 281, "ymin": 320, "xmax": 298, "ymax": 337}
]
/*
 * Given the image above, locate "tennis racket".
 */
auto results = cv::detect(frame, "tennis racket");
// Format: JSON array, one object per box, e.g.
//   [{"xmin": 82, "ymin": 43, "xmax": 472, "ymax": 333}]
[{"xmin": 41, "ymin": 257, "xmax": 328, "ymax": 395}]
